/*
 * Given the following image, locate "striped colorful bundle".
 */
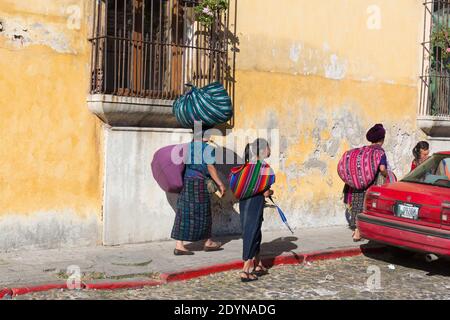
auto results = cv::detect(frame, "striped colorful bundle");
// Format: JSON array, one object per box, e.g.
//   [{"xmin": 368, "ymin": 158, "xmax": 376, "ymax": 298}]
[
  {"xmin": 337, "ymin": 145, "xmax": 385, "ymax": 190},
  {"xmin": 173, "ymin": 82, "xmax": 233, "ymax": 128},
  {"xmin": 229, "ymin": 161, "xmax": 275, "ymax": 200}
]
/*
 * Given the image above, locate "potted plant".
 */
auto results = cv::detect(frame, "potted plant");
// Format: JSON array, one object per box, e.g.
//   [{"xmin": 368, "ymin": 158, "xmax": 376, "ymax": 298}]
[
  {"xmin": 194, "ymin": 0, "xmax": 229, "ymax": 28},
  {"xmin": 428, "ymin": 14, "xmax": 450, "ymax": 115}
]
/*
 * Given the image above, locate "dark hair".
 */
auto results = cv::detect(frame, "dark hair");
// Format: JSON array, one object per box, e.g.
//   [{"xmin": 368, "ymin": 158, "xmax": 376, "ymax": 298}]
[
  {"xmin": 413, "ymin": 141, "xmax": 429, "ymax": 161},
  {"xmin": 244, "ymin": 138, "xmax": 270, "ymax": 163}
]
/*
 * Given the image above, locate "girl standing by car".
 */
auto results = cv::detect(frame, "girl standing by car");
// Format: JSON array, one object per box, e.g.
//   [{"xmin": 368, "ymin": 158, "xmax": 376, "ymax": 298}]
[
  {"xmin": 411, "ymin": 141, "xmax": 430, "ymax": 172},
  {"xmin": 239, "ymin": 138, "xmax": 273, "ymax": 282}
]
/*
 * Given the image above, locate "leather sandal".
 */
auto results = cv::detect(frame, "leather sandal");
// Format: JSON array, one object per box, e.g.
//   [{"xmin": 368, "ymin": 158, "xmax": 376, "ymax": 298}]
[
  {"xmin": 174, "ymin": 249, "xmax": 194, "ymax": 256},
  {"xmin": 252, "ymin": 266, "xmax": 269, "ymax": 277},
  {"xmin": 240, "ymin": 271, "xmax": 258, "ymax": 283},
  {"xmin": 204, "ymin": 242, "xmax": 223, "ymax": 252}
]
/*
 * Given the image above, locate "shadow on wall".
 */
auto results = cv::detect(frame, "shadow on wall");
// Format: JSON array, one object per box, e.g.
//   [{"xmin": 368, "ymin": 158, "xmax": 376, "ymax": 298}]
[
  {"xmin": 163, "ymin": 145, "xmax": 244, "ymax": 239},
  {"xmin": 212, "ymin": 145, "xmax": 244, "ymax": 236}
]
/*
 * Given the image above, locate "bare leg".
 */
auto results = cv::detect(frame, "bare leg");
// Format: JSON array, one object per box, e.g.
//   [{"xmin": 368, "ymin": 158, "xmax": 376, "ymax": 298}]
[
  {"xmin": 175, "ymin": 240, "xmax": 188, "ymax": 251},
  {"xmin": 205, "ymin": 238, "xmax": 221, "ymax": 247},
  {"xmin": 240, "ymin": 259, "xmax": 257, "ymax": 281},
  {"xmin": 253, "ymin": 253, "xmax": 267, "ymax": 272},
  {"xmin": 353, "ymin": 228, "xmax": 361, "ymax": 241}
]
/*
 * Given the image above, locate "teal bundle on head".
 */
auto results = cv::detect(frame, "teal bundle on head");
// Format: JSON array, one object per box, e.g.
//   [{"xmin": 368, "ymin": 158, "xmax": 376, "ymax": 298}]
[{"xmin": 173, "ymin": 82, "xmax": 233, "ymax": 128}]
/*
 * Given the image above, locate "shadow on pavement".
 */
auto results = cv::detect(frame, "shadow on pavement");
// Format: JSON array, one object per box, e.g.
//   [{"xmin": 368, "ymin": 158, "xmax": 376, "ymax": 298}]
[
  {"xmin": 260, "ymin": 237, "xmax": 300, "ymax": 268},
  {"xmin": 184, "ymin": 234, "xmax": 242, "ymax": 252},
  {"xmin": 361, "ymin": 241, "xmax": 450, "ymax": 277}
]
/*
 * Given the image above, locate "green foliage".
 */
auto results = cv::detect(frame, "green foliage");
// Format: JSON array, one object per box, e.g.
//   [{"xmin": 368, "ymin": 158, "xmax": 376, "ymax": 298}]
[
  {"xmin": 430, "ymin": 24, "xmax": 450, "ymax": 69},
  {"xmin": 194, "ymin": 0, "xmax": 228, "ymax": 28}
]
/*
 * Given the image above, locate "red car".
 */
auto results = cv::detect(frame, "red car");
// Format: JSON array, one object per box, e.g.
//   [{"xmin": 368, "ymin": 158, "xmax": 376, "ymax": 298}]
[{"xmin": 357, "ymin": 151, "xmax": 450, "ymax": 258}]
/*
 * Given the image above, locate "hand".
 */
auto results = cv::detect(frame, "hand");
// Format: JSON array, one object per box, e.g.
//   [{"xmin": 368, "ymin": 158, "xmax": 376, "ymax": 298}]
[
  {"xmin": 219, "ymin": 184, "xmax": 226, "ymax": 197},
  {"xmin": 263, "ymin": 189, "xmax": 274, "ymax": 198}
]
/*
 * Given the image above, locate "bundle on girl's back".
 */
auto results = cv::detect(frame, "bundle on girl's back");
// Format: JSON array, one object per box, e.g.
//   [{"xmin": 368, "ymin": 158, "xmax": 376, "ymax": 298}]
[{"xmin": 229, "ymin": 160, "xmax": 275, "ymax": 200}]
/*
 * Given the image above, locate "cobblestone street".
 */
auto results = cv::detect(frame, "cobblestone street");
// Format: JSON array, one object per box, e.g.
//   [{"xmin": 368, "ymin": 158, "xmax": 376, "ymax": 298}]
[{"xmin": 13, "ymin": 249, "xmax": 450, "ymax": 300}]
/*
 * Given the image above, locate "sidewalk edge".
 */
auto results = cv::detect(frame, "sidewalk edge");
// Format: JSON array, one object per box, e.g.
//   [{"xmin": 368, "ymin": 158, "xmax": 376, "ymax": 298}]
[{"xmin": 2, "ymin": 245, "xmax": 385, "ymax": 298}]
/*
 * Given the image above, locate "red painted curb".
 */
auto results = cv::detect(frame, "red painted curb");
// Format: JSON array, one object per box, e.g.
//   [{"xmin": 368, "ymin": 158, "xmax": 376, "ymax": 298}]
[
  {"xmin": 304, "ymin": 247, "xmax": 363, "ymax": 262},
  {"xmin": 84, "ymin": 280, "xmax": 163, "ymax": 291},
  {"xmin": 266, "ymin": 252, "xmax": 305, "ymax": 266},
  {"xmin": 0, "ymin": 288, "xmax": 13, "ymax": 299},
  {"xmin": 11, "ymin": 284, "xmax": 69, "ymax": 297},
  {"xmin": 161, "ymin": 260, "xmax": 244, "ymax": 283},
  {"xmin": 160, "ymin": 246, "xmax": 385, "ymax": 283},
  {"xmin": 3, "ymin": 245, "xmax": 386, "ymax": 297}
]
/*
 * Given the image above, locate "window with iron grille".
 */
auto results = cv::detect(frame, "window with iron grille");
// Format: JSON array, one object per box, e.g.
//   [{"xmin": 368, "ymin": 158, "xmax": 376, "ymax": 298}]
[
  {"xmin": 420, "ymin": 0, "xmax": 450, "ymax": 117},
  {"xmin": 89, "ymin": 0, "xmax": 233, "ymax": 101}
]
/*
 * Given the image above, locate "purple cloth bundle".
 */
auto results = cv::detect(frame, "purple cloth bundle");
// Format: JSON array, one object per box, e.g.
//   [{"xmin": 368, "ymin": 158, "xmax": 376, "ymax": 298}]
[{"xmin": 151, "ymin": 144, "xmax": 187, "ymax": 193}]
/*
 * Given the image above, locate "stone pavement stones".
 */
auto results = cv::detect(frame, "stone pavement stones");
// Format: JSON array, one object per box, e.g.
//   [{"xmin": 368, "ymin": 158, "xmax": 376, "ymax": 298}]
[
  {"xmin": 0, "ymin": 225, "xmax": 364, "ymax": 288},
  {"xmin": 13, "ymin": 251, "xmax": 450, "ymax": 300}
]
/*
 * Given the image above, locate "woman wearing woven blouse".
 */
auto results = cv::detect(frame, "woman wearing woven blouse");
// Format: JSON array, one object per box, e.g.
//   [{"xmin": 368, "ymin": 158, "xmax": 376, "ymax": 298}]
[
  {"xmin": 347, "ymin": 124, "xmax": 388, "ymax": 242},
  {"xmin": 171, "ymin": 129, "xmax": 226, "ymax": 256}
]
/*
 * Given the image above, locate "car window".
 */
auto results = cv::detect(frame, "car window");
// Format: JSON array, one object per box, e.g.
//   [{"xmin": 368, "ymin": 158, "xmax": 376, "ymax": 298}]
[
  {"xmin": 436, "ymin": 158, "xmax": 450, "ymax": 179},
  {"xmin": 403, "ymin": 154, "xmax": 450, "ymax": 188}
]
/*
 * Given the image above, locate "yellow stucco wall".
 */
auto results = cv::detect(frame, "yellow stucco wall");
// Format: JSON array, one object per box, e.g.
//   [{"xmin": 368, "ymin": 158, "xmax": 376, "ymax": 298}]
[
  {"xmin": 0, "ymin": 0, "xmax": 102, "ymax": 246},
  {"xmin": 229, "ymin": 0, "xmax": 426, "ymax": 226},
  {"xmin": 0, "ymin": 0, "xmax": 429, "ymax": 245}
]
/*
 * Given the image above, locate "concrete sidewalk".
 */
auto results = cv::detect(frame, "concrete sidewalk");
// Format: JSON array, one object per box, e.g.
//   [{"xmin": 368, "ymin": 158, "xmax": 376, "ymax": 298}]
[{"xmin": 0, "ymin": 225, "xmax": 366, "ymax": 288}]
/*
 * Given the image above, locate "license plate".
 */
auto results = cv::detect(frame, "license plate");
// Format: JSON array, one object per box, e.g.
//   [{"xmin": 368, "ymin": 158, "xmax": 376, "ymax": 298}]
[{"xmin": 395, "ymin": 203, "xmax": 419, "ymax": 220}]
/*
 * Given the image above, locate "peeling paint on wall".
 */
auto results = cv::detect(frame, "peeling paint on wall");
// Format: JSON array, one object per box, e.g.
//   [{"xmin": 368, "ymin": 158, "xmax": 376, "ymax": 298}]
[
  {"xmin": 324, "ymin": 54, "xmax": 347, "ymax": 80},
  {"xmin": 0, "ymin": 18, "xmax": 75, "ymax": 53},
  {"xmin": 289, "ymin": 43, "xmax": 301, "ymax": 63},
  {"xmin": 0, "ymin": 211, "xmax": 101, "ymax": 251},
  {"xmin": 0, "ymin": 0, "xmax": 102, "ymax": 251}
]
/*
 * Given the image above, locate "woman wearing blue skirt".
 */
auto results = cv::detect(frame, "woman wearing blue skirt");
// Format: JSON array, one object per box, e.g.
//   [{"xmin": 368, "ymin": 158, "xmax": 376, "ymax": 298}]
[
  {"xmin": 239, "ymin": 139, "xmax": 273, "ymax": 282},
  {"xmin": 171, "ymin": 130, "xmax": 226, "ymax": 255}
]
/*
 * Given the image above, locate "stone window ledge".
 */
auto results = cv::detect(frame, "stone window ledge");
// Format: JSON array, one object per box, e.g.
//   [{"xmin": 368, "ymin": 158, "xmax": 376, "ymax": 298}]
[
  {"xmin": 417, "ymin": 115, "xmax": 450, "ymax": 138},
  {"xmin": 87, "ymin": 94, "xmax": 182, "ymax": 128}
]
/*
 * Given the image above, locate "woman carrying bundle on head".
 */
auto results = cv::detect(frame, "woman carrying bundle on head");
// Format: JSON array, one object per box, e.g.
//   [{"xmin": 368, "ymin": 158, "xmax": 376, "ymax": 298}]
[
  {"xmin": 235, "ymin": 138, "xmax": 274, "ymax": 283},
  {"xmin": 171, "ymin": 129, "xmax": 226, "ymax": 256}
]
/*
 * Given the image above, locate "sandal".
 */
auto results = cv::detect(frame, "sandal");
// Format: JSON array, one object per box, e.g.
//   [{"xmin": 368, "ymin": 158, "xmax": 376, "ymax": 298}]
[
  {"xmin": 240, "ymin": 271, "xmax": 258, "ymax": 283},
  {"xmin": 174, "ymin": 249, "xmax": 194, "ymax": 256},
  {"xmin": 252, "ymin": 266, "xmax": 269, "ymax": 277},
  {"xmin": 204, "ymin": 242, "xmax": 223, "ymax": 252}
]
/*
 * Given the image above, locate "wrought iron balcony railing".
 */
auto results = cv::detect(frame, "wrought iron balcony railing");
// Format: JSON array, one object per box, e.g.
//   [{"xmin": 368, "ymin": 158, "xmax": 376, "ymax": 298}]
[{"xmin": 89, "ymin": 0, "xmax": 234, "ymax": 101}]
